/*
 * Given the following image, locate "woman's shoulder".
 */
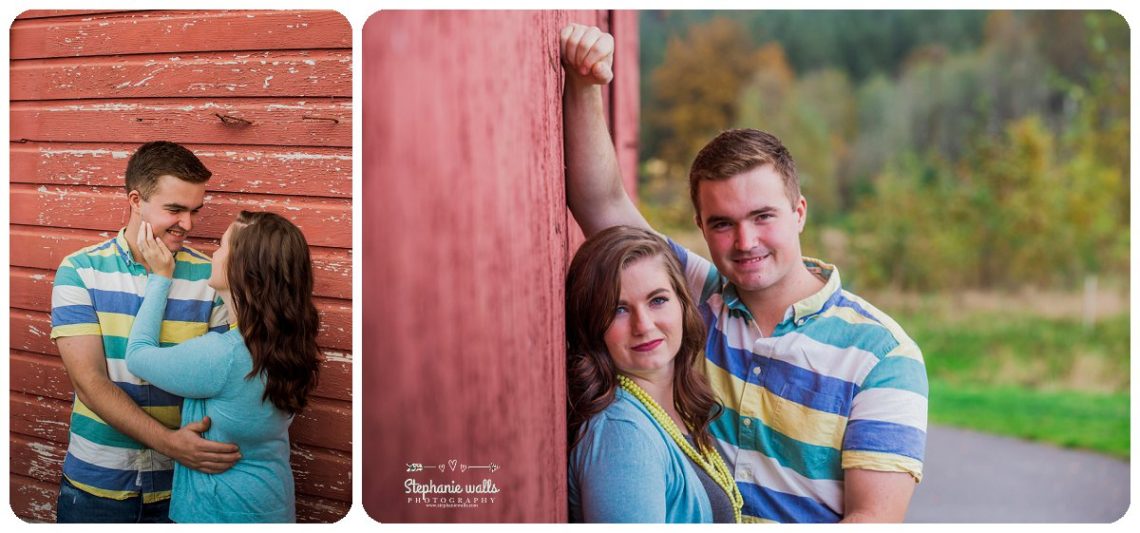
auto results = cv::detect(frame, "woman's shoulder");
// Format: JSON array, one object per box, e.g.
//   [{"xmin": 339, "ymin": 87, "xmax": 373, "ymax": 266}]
[
  {"xmin": 570, "ymin": 389, "xmax": 673, "ymax": 487},
  {"xmin": 190, "ymin": 328, "xmax": 246, "ymax": 351},
  {"xmin": 577, "ymin": 390, "xmax": 665, "ymax": 451}
]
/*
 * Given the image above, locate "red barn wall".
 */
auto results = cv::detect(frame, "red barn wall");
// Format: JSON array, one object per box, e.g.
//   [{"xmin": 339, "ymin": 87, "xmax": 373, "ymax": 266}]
[
  {"xmin": 362, "ymin": 10, "xmax": 638, "ymax": 522},
  {"xmin": 8, "ymin": 10, "xmax": 352, "ymax": 523}
]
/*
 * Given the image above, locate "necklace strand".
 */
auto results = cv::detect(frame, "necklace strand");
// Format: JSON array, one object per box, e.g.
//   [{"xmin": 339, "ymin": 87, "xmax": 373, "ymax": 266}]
[{"xmin": 617, "ymin": 374, "xmax": 743, "ymax": 523}]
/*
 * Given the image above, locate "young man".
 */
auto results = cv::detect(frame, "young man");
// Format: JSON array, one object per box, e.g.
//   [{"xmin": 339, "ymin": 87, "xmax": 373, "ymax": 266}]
[
  {"xmin": 51, "ymin": 141, "xmax": 241, "ymax": 522},
  {"xmin": 559, "ymin": 24, "xmax": 927, "ymax": 523}
]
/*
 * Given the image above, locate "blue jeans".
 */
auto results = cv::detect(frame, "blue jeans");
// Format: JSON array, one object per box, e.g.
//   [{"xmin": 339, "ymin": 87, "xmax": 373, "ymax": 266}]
[{"xmin": 55, "ymin": 476, "xmax": 173, "ymax": 523}]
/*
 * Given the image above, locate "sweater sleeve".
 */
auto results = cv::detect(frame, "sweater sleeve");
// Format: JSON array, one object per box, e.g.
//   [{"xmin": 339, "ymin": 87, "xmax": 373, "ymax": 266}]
[
  {"xmin": 574, "ymin": 415, "xmax": 670, "ymax": 522},
  {"xmin": 125, "ymin": 275, "xmax": 232, "ymax": 399}
]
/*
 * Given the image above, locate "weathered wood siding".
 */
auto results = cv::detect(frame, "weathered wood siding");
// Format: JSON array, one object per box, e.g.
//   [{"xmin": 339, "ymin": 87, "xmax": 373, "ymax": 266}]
[
  {"xmin": 362, "ymin": 10, "xmax": 638, "ymax": 522},
  {"xmin": 8, "ymin": 9, "xmax": 352, "ymax": 523}
]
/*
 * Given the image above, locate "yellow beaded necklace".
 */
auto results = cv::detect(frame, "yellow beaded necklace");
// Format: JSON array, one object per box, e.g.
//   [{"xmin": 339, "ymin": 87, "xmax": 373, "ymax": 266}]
[{"xmin": 617, "ymin": 374, "xmax": 744, "ymax": 523}]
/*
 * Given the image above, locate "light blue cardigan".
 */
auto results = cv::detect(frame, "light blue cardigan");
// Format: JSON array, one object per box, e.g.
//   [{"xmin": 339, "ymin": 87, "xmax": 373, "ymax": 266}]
[
  {"xmin": 569, "ymin": 388, "xmax": 715, "ymax": 523},
  {"xmin": 126, "ymin": 275, "xmax": 295, "ymax": 523}
]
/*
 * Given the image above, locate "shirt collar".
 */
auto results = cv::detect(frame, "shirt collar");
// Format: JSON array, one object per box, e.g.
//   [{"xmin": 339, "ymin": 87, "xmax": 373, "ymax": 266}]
[
  {"xmin": 720, "ymin": 282, "xmax": 755, "ymax": 322},
  {"xmin": 112, "ymin": 228, "xmax": 140, "ymax": 266},
  {"xmin": 720, "ymin": 256, "xmax": 843, "ymax": 326},
  {"xmin": 790, "ymin": 257, "xmax": 842, "ymax": 325}
]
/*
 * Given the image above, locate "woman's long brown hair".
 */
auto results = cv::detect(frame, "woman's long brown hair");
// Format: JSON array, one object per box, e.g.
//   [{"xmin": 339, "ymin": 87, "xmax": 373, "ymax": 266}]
[
  {"xmin": 226, "ymin": 211, "xmax": 321, "ymax": 416},
  {"xmin": 566, "ymin": 226, "xmax": 721, "ymax": 453}
]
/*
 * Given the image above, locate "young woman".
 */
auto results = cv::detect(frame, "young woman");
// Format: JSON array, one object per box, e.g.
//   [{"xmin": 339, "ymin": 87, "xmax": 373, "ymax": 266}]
[
  {"xmin": 125, "ymin": 211, "xmax": 321, "ymax": 523},
  {"xmin": 566, "ymin": 225, "xmax": 742, "ymax": 523}
]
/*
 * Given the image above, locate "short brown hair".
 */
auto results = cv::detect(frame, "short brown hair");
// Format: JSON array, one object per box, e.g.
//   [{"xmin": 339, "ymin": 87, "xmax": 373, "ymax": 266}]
[
  {"xmin": 565, "ymin": 225, "xmax": 720, "ymax": 453},
  {"xmin": 124, "ymin": 141, "xmax": 212, "ymax": 199},
  {"xmin": 688, "ymin": 128, "xmax": 799, "ymax": 218}
]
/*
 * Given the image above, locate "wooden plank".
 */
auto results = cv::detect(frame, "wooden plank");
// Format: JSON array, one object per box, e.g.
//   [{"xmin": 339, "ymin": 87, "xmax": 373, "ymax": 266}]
[
  {"xmin": 10, "ymin": 350, "xmax": 71, "ymax": 401},
  {"xmin": 10, "ymin": 98, "xmax": 352, "ymax": 147},
  {"xmin": 9, "ymin": 226, "xmax": 352, "ymax": 300},
  {"xmin": 10, "ymin": 434, "xmax": 66, "ymax": 484},
  {"xmin": 9, "ymin": 474, "xmax": 59, "ymax": 523},
  {"xmin": 311, "ymin": 297, "xmax": 352, "ymax": 351},
  {"xmin": 296, "ymin": 493, "xmax": 350, "ymax": 523},
  {"xmin": 10, "ymin": 392, "xmax": 72, "ymax": 444},
  {"xmin": 9, "ymin": 310, "xmax": 57, "ymax": 356},
  {"xmin": 11, "ymin": 10, "xmax": 351, "ymax": 60},
  {"xmin": 612, "ymin": 10, "xmax": 642, "ymax": 207},
  {"xmin": 9, "ymin": 185, "xmax": 352, "ymax": 248},
  {"xmin": 9, "ymin": 267, "xmax": 54, "ymax": 312},
  {"xmin": 11, "ymin": 50, "xmax": 352, "ymax": 101},
  {"xmin": 290, "ymin": 397, "xmax": 351, "ymax": 452},
  {"xmin": 5, "ymin": 226, "xmax": 111, "ymax": 275},
  {"xmin": 291, "ymin": 444, "xmax": 351, "ymax": 502},
  {"xmin": 312, "ymin": 356, "xmax": 352, "ymax": 403},
  {"xmin": 9, "ymin": 142, "xmax": 352, "ymax": 198},
  {"xmin": 15, "ymin": 10, "xmax": 124, "ymax": 20}
]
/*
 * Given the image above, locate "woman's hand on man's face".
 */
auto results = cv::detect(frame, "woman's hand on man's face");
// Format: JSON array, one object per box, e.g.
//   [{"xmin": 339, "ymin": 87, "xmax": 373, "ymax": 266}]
[{"xmin": 137, "ymin": 221, "xmax": 175, "ymax": 278}]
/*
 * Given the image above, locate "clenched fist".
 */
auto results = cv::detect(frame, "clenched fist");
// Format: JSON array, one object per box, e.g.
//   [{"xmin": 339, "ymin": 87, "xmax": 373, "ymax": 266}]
[{"xmin": 560, "ymin": 23, "xmax": 614, "ymax": 85}]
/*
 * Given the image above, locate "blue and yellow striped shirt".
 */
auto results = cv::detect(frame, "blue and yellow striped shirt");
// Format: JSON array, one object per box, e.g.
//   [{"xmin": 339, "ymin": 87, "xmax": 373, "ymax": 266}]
[
  {"xmin": 50, "ymin": 229, "xmax": 229, "ymax": 503},
  {"xmin": 669, "ymin": 240, "xmax": 927, "ymax": 523}
]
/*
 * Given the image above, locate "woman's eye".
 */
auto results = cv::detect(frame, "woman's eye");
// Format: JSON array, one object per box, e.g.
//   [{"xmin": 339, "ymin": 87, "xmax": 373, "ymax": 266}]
[
  {"xmin": 650, "ymin": 296, "xmax": 669, "ymax": 306},
  {"xmin": 614, "ymin": 305, "xmax": 629, "ymax": 315}
]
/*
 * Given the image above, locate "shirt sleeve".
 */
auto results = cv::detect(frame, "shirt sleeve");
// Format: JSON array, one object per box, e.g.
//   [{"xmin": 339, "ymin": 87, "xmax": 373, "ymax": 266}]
[
  {"xmin": 50, "ymin": 255, "xmax": 102, "ymax": 338},
  {"xmin": 125, "ymin": 275, "xmax": 232, "ymax": 399},
  {"xmin": 664, "ymin": 237, "xmax": 722, "ymax": 305},
  {"xmin": 573, "ymin": 415, "xmax": 670, "ymax": 522},
  {"xmin": 841, "ymin": 339, "xmax": 929, "ymax": 482}
]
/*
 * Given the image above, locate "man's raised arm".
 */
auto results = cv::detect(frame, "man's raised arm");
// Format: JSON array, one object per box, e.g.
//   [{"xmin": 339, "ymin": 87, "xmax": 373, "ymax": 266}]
[
  {"xmin": 57, "ymin": 336, "xmax": 241, "ymax": 474},
  {"xmin": 560, "ymin": 23, "xmax": 650, "ymax": 237}
]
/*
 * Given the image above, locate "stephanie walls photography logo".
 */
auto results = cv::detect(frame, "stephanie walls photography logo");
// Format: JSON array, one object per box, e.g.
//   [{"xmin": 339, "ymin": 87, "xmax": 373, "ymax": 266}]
[{"xmin": 404, "ymin": 458, "xmax": 502, "ymax": 509}]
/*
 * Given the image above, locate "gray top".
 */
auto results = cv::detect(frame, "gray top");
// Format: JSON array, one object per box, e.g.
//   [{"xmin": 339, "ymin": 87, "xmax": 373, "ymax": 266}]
[{"xmin": 684, "ymin": 435, "xmax": 735, "ymax": 524}]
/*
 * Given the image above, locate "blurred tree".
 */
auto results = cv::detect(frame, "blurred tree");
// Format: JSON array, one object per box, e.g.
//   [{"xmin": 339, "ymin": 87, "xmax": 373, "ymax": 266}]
[{"xmin": 648, "ymin": 17, "xmax": 759, "ymax": 167}]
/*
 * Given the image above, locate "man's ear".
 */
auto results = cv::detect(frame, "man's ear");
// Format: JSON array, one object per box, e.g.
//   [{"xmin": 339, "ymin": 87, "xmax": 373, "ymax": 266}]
[
  {"xmin": 796, "ymin": 195, "xmax": 808, "ymax": 233},
  {"xmin": 127, "ymin": 190, "xmax": 143, "ymax": 213}
]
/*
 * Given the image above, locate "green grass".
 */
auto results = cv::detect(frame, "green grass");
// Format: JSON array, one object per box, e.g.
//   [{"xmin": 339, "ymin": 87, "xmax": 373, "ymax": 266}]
[
  {"xmin": 896, "ymin": 310, "xmax": 1130, "ymax": 458},
  {"xmin": 906, "ymin": 312, "xmax": 1130, "ymax": 392},
  {"xmin": 929, "ymin": 378, "xmax": 1130, "ymax": 458}
]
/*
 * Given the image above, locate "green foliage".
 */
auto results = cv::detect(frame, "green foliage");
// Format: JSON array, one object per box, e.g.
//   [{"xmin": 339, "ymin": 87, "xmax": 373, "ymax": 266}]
[
  {"xmin": 640, "ymin": 11, "xmax": 1129, "ymax": 291},
  {"xmin": 640, "ymin": 11, "xmax": 988, "ymax": 85}
]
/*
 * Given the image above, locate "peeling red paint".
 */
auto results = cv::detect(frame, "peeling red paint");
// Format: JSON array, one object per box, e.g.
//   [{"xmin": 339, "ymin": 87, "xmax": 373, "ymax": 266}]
[{"xmin": 9, "ymin": 9, "xmax": 352, "ymax": 523}]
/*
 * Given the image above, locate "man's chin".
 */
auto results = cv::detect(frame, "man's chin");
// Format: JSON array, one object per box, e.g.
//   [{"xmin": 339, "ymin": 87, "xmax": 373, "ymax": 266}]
[
  {"xmin": 726, "ymin": 272, "xmax": 773, "ymax": 294},
  {"xmin": 161, "ymin": 239, "xmax": 184, "ymax": 253}
]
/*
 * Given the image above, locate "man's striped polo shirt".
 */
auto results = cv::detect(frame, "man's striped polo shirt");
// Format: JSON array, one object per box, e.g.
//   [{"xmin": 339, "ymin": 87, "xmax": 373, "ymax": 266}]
[
  {"xmin": 50, "ymin": 228, "xmax": 229, "ymax": 503},
  {"xmin": 669, "ymin": 240, "xmax": 927, "ymax": 523}
]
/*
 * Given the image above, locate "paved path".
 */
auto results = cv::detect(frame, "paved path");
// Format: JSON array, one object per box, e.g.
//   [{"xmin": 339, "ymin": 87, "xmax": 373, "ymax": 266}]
[{"xmin": 906, "ymin": 425, "xmax": 1130, "ymax": 522}]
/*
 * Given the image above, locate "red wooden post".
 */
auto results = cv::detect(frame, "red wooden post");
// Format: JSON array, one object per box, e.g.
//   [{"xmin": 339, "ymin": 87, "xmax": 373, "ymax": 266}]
[{"xmin": 362, "ymin": 10, "xmax": 638, "ymax": 522}]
